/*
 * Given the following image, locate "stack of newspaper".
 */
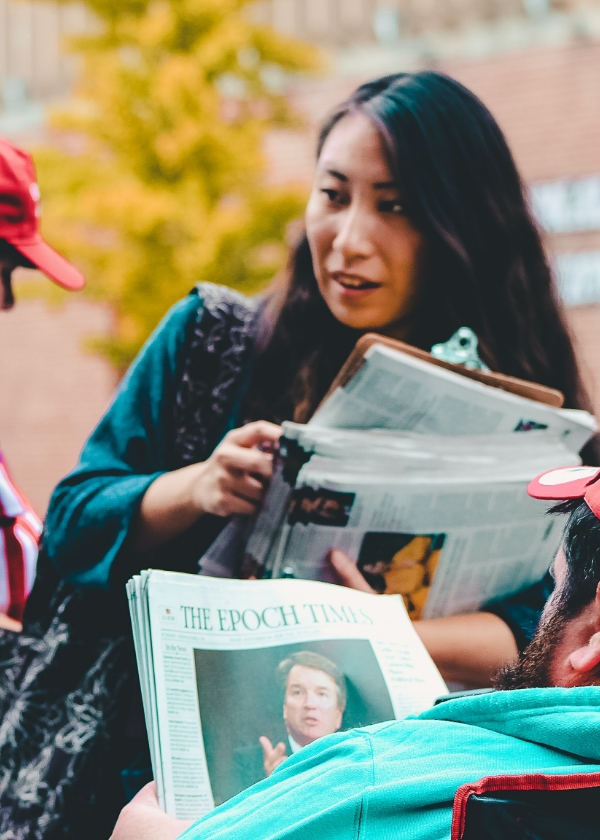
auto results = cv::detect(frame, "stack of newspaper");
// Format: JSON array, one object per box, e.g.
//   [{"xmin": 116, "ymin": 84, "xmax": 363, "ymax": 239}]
[
  {"xmin": 201, "ymin": 341, "xmax": 597, "ymax": 619},
  {"xmin": 128, "ymin": 572, "xmax": 447, "ymax": 817}
]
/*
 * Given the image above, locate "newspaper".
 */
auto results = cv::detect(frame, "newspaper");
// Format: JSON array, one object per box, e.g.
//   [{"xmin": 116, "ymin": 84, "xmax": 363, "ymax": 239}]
[
  {"xmin": 127, "ymin": 571, "xmax": 447, "ymax": 818},
  {"xmin": 199, "ymin": 341, "xmax": 596, "ymax": 616},
  {"xmin": 209, "ymin": 427, "xmax": 579, "ymax": 618},
  {"xmin": 311, "ymin": 344, "xmax": 596, "ymax": 450}
]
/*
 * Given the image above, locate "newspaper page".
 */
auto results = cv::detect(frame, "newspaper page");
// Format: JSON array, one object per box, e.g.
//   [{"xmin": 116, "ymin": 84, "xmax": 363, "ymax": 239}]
[
  {"xmin": 128, "ymin": 571, "xmax": 447, "ymax": 819},
  {"xmin": 230, "ymin": 426, "xmax": 580, "ymax": 618},
  {"xmin": 198, "ymin": 345, "xmax": 595, "ymax": 582},
  {"xmin": 310, "ymin": 344, "xmax": 597, "ymax": 450},
  {"xmin": 270, "ymin": 471, "xmax": 563, "ymax": 619}
]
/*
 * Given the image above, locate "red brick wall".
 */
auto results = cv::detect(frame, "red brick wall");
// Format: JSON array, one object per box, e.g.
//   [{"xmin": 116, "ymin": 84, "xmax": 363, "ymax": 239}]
[
  {"xmin": 565, "ymin": 307, "xmax": 600, "ymax": 420},
  {"xmin": 446, "ymin": 42, "xmax": 600, "ymax": 427},
  {"xmin": 446, "ymin": 40, "xmax": 600, "ymax": 183},
  {"xmin": 0, "ymin": 294, "xmax": 117, "ymax": 516},
  {"xmin": 267, "ymin": 40, "xmax": 600, "ymax": 185}
]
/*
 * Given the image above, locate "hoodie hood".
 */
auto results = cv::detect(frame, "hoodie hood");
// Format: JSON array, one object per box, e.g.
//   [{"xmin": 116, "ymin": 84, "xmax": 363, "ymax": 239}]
[{"xmin": 417, "ymin": 686, "xmax": 600, "ymax": 763}]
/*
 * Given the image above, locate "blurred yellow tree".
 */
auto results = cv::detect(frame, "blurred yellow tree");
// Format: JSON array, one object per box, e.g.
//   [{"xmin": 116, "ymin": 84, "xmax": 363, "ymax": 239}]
[{"xmin": 36, "ymin": 0, "xmax": 320, "ymax": 367}]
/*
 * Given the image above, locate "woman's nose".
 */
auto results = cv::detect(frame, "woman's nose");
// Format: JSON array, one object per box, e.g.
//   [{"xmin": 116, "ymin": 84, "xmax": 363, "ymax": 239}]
[{"xmin": 332, "ymin": 203, "xmax": 374, "ymax": 260}]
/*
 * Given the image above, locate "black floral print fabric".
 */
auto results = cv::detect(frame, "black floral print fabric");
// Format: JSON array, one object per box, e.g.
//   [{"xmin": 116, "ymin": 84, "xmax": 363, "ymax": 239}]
[{"xmin": 0, "ymin": 284, "xmax": 259, "ymax": 838}]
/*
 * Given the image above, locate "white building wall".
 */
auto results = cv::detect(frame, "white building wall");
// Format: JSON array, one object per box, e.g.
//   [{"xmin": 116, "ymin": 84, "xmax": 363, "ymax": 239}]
[{"xmin": 0, "ymin": 1, "xmax": 90, "ymax": 106}]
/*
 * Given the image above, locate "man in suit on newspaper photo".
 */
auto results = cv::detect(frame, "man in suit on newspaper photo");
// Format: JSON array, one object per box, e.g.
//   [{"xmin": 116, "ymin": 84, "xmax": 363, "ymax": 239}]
[
  {"xmin": 259, "ymin": 650, "xmax": 346, "ymax": 775},
  {"xmin": 232, "ymin": 650, "xmax": 346, "ymax": 795}
]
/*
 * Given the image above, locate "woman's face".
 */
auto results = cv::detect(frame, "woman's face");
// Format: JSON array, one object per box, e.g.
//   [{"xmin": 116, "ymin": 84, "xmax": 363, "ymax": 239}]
[{"xmin": 305, "ymin": 112, "xmax": 425, "ymax": 336}]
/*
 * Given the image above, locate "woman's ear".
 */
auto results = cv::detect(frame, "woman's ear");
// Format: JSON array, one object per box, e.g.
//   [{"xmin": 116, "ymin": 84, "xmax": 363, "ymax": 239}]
[{"xmin": 568, "ymin": 583, "xmax": 600, "ymax": 674}]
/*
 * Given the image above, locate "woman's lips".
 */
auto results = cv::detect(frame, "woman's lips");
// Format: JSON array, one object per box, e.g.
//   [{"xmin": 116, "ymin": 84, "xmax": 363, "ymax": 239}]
[{"xmin": 330, "ymin": 273, "xmax": 381, "ymax": 299}]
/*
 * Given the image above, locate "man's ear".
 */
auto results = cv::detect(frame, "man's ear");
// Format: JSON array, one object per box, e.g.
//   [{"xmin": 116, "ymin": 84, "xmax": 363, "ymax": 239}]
[
  {"xmin": 568, "ymin": 583, "xmax": 600, "ymax": 673},
  {"xmin": 569, "ymin": 632, "xmax": 600, "ymax": 673}
]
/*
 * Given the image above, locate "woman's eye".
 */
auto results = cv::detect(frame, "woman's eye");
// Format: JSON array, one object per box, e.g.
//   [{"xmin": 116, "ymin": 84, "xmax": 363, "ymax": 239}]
[
  {"xmin": 379, "ymin": 199, "xmax": 405, "ymax": 215},
  {"xmin": 321, "ymin": 188, "xmax": 346, "ymax": 205}
]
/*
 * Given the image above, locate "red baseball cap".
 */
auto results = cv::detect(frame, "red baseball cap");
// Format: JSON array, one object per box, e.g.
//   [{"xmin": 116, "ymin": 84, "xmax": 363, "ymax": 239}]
[
  {"xmin": 0, "ymin": 138, "xmax": 85, "ymax": 290},
  {"xmin": 527, "ymin": 466, "xmax": 600, "ymax": 519}
]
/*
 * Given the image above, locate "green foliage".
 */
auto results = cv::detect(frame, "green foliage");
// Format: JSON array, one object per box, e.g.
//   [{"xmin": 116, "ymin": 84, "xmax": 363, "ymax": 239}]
[{"xmin": 37, "ymin": 0, "xmax": 320, "ymax": 367}]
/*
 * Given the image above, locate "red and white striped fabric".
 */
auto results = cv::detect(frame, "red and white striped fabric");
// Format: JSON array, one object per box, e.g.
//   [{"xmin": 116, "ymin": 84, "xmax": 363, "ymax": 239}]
[{"xmin": 0, "ymin": 453, "xmax": 41, "ymax": 621}]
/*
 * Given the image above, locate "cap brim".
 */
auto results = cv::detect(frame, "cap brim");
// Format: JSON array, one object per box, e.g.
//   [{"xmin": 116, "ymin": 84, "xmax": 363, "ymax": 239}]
[
  {"xmin": 15, "ymin": 238, "xmax": 85, "ymax": 291},
  {"xmin": 527, "ymin": 466, "xmax": 600, "ymax": 500}
]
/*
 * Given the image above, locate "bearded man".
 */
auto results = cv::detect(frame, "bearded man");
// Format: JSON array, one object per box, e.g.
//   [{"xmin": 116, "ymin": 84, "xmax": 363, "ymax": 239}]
[{"xmin": 110, "ymin": 465, "xmax": 600, "ymax": 840}]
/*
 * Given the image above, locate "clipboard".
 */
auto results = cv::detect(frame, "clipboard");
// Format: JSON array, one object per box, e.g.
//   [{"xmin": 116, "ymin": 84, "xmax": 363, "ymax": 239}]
[{"xmin": 317, "ymin": 333, "xmax": 565, "ymax": 411}]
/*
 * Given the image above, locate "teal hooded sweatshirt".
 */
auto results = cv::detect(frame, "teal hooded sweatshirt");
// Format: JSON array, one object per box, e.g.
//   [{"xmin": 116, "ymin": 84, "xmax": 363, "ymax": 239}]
[{"xmin": 178, "ymin": 686, "xmax": 600, "ymax": 840}]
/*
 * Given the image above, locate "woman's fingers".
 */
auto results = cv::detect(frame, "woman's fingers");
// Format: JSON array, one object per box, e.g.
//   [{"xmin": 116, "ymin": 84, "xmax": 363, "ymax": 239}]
[
  {"xmin": 190, "ymin": 463, "xmax": 268, "ymax": 517},
  {"xmin": 187, "ymin": 421, "xmax": 280, "ymax": 518},
  {"xmin": 226, "ymin": 495, "xmax": 260, "ymax": 516},
  {"xmin": 237, "ymin": 473, "xmax": 267, "ymax": 501},
  {"xmin": 221, "ymin": 473, "xmax": 265, "ymax": 505},
  {"xmin": 220, "ymin": 460, "xmax": 270, "ymax": 498},
  {"xmin": 227, "ymin": 421, "xmax": 281, "ymax": 449},
  {"xmin": 328, "ymin": 549, "xmax": 376, "ymax": 593},
  {"xmin": 218, "ymin": 445, "xmax": 273, "ymax": 479}
]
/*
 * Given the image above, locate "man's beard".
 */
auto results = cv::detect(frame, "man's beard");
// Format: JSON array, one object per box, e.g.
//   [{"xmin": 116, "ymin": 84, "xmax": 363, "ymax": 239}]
[{"xmin": 493, "ymin": 608, "xmax": 568, "ymax": 690}]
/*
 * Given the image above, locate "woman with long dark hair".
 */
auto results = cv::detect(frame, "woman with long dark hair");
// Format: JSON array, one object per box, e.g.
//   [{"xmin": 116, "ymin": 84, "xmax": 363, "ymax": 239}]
[
  {"xmin": 245, "ymin": 72, "xmax": 589, "ymax": 425},
  {"xmin": 25, "ymin": 70, "xmax": 593, "ymax": 832},
  {"xmin": 47, "ymin": 70, "xmax": 593, "ymax": 671}
]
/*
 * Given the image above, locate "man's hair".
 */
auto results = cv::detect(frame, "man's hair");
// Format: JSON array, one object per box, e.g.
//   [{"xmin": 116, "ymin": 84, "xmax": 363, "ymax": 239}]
[
  {"xmin": 493, "ymin": 498, "xmax": 600, "ymax": 691},
  {"xmin": 552, "ymin": 498, "xmax": 600, "ymax": 618},
  {"xmin": 276, "ymin": 651, "xmax": 347, "ymax": 709},
  {"xmin": 0, "ymin": 239, "xmax": 33, "ymax": 266}
]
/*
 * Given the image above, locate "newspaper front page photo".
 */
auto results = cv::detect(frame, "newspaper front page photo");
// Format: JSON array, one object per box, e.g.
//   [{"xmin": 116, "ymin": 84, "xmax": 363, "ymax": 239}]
[{"xmin": 128, "ymin": 572, "xmax": 446, "ymax": 818}]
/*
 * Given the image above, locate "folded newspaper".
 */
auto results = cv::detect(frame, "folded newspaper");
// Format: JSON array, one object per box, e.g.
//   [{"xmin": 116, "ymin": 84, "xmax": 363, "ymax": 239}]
[
  {"xmin": 127, "ymin": 571, "xmax": 447, "ymax": 818},
  {"xmin": 311, "ymin": 342, "xmax": 593, "ymax": 441},
  {"xmin": 200, "ymin": 342, "xmax": 597, "ymax": 619}
]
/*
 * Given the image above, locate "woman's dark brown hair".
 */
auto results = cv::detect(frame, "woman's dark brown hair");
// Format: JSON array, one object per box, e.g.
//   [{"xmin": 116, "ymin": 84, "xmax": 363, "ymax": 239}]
[{"xmin": 244, "ymin": 71, "xmax": 593, "ymax": 443}]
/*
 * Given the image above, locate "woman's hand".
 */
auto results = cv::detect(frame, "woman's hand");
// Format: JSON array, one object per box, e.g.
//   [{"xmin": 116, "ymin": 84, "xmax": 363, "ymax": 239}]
[
  {"xmin": 328, "ymin": 549, "xmax": 376, "ymax": 593},
  {"xmin": 110, "ymin": 782, "xmax": 193, "ymax": 840},
  {"xmin": 133, "ymin": 421, "xmax": 281, "ymax": 553},
  {"xmin": 326, "ymin": 548, "xmax": 518, "ymax": 687},
  {"xmin": 190, "ymin": 422, "xmax": 280, "ymax": 518}
]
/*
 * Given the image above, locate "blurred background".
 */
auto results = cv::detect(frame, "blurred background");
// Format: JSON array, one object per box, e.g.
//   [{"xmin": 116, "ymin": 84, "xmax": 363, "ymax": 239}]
[{"xmin": 1, "ymin": 0, "xmax": 600, "ymax": 515}]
